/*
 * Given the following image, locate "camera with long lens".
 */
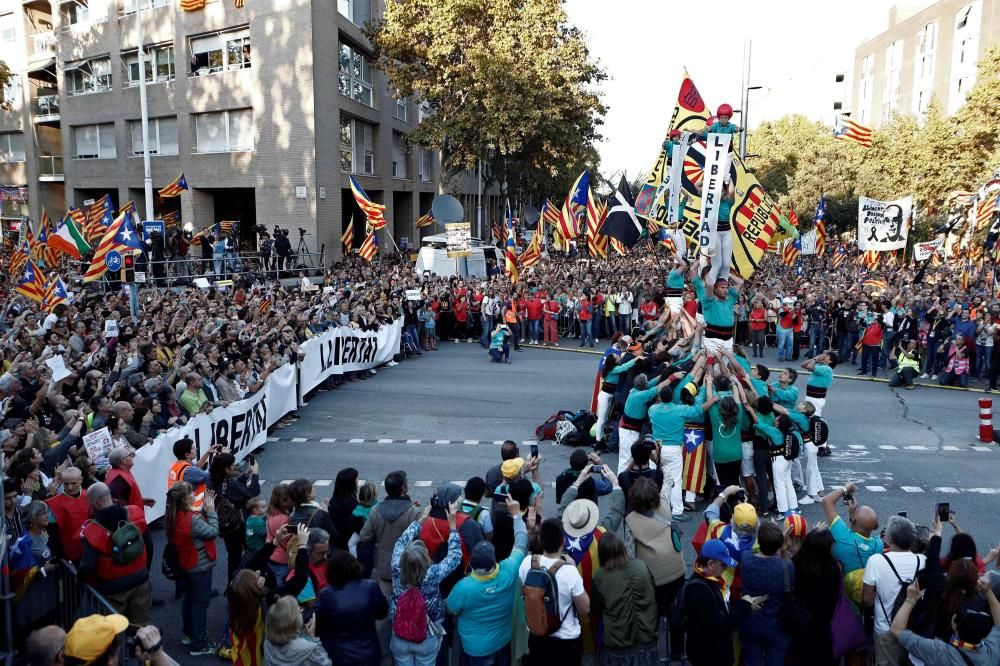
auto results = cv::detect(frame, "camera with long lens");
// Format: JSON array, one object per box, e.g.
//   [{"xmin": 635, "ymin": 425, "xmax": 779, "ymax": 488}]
[{"xmin": 299, "ymin": 227, "xmax": 308, "ymax": 236}]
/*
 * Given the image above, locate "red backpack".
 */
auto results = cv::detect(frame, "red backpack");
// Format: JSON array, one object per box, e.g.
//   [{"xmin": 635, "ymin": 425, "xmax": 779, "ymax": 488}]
[{"xmin": 393, "ymin": 587, "xmax": 428, "ymax": 643}]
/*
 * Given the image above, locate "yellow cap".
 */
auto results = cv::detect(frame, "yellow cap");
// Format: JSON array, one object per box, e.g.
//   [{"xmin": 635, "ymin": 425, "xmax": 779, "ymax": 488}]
[{"xmin": 65, "ymin": 614, "xmax": 129, "ymax": 664}]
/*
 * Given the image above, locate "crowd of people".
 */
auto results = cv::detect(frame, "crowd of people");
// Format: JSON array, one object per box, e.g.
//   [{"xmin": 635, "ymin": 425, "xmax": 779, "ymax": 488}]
[{"xmin": 3, "ymin": 232, "xmax": 1000, "ymax": 666}]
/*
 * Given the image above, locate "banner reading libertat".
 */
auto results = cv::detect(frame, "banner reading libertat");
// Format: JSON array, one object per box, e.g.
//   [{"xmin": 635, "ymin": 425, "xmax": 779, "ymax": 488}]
[
  {"xmin": 298, "ymin": 319, "xmax": 403, "ymax": 398},
  {"xmin": 131, "ymin": 362, "xmax": 298, "ymax": 523},
  {"xmin": 913, "ymin": 239, "xmax": 944, "ymax": 261},
  {"xmin": 858, "ymin": 196, "xmax": 913, "ymax": 251},
  {"xmin": 698, "ymin": 133, "xmax": 732, "ymax": 252}
]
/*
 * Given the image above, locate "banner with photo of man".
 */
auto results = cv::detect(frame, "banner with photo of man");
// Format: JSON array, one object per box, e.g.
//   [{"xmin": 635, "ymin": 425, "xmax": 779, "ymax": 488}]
[{"xmin": 858, "ymin": 195, "xmax": 913, "ymax": 251}]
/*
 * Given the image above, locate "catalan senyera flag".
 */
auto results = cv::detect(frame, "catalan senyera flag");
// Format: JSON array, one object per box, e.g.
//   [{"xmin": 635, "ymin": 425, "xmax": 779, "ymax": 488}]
[
  {"xmin": 610, "ymin": 237, "xmax": 626, "ymax": 255},
  {"xmin": 682, "ymin": 426, "xmax": 707, "ymax": 495},
  {"xmin": 552, "ymin": 226, "xmax": 566, "ymax": 252},
  {"xmin": 10, "ymin": 239, "xmax": 30, "ymax": 277},
  {"xmin": 504, "ymin": 201, "xmax": 518, "ymax": 284},
  {"xmin": 415, "ymin": 212, "xmax": 434, "ymax": 228},
  {"xmin": 543, "ymin": 198, "xmax": 561, "ymax": 230},
  {"xmin": 664, "ymin": 70, "xmax": 779, "ymax": 278},
  {"xmin": 42, "ymin": 273, "xmax": 70, "ymax": 313},
  {"xmin": 813, "ymin": 194, "xmax": 827, "ymax": 256},
  {"xmin": 35, "ymin": 213, "xmax": 59, "ymax": 268},
  {"xmin": 341, "ymin": 219, "xmax": 354, "ymax": 255},
  {"xmin": 559, "ymin": 170, "xmax": 589, "ymax": 240},
  {"xmin": 15, "ymin": 260, "xmax": 45, "ymax": 303},
  {"xmin": 83, "ymin": 210, "xmax": 145, "ymax": 283},
  {"xmin": 863, "ymin": 249, "xmax": 880, "ymax": 270},
  {"xmin": 833, "ymin": 115, "xmax": 874, "ymax": 148},
  {"xmin": 931, "ymin": 252, "xmax": 944, "ymax": 267},
  {"xmin": 832, "ymin": 246, "xmax": 847, "ymax": 269},
  {"xmin": 782, "ymin": 238, "xmax": 800, "ymax": 267},
  {"xmin": 491, "ymin": 220, "xmax": 504, "ymax": 246},
  {"xmin": 519, "ymin": 218, "xmax": 542, "ymax": 269},
  {"xmin": 358, "ymin": 222, "xmax": 378, "ymax": 262},
  {"xmin": 586, "ymin": 189, "xmax": 607, "ymax": 259},
  {"xmin": 862, "ymin": 278, "xmax": 888, "ymax": 290},
  {"xmin": 159, "ymin": 173, "xmax": 189, "ymax": 198},
  {"xmin": 349, "ymin": 175, "xmax": 386, "ymax": 230},
  {"xmin": 24, "ymin": 226, "xmax": 38, "ymax": 262},
  {"xmin": 961, "ymin": 265, "xmax": 970, "ymax": 291},
  {"xmin": 976, "ymin": 193, "xmax": 998, "ymax": 231},
  {"xmin": 258, "ymin": 298, "xmax": 273, "ymax": 316},
  {"xmin": 180, "ymin": 0, "xmax": 206, "ymax": 9}
]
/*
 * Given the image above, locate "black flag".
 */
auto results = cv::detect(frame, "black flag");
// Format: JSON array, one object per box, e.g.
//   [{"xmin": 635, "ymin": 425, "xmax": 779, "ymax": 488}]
[{"xmin": 599, "ymin": 176, "xmax": 643, "ymax": 247}]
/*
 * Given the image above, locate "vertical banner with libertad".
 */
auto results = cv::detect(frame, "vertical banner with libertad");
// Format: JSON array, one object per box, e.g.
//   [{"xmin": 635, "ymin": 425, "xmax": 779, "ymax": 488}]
[{"xmin": 698, "ymin": 133, "xmax": 732, "ymax": 252}]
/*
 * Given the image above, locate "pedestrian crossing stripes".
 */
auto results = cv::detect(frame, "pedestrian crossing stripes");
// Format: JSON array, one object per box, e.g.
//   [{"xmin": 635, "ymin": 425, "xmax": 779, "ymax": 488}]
[{"xmin": 263, "ymin": 436, "xmax": 993, "ymax": 450}]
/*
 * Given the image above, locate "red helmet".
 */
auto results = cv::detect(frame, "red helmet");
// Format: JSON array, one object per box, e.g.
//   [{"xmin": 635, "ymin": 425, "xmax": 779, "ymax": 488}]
[
  {"xmin": 717, "ymin": 103, "xmax": 733, "ymax": 118},
  {"xmin": 669, "ymin": 129, "xmax": 681, "ymax": 139}
]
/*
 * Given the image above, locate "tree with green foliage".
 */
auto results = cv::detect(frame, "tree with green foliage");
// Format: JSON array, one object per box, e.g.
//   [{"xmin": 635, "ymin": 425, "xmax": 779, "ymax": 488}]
[
  {"xmin": 365, "ymin": 0, "xmax": 606, "ymax": 204},
  {"xmin": 0, "ymin": 62, "xmax": 14, "ymax": 111}
]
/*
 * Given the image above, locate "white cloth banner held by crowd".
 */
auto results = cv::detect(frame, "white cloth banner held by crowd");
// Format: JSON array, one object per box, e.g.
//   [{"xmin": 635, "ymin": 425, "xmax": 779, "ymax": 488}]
[
  {"xmin": 298, "ymin": 319, "xmax": 403, "ymax": 399},
  {"xmin": 914, "ymin": 239, "xmax": 944, "ymax": 261},
  {"xmin": 131, "ymin": 362, "xmax": 298, "ymax": 523},
  {"xmin": 857, "ymin": 195, "xmax": 913, "ymax": 251},
  {"xmin": 668, "ymin": 135, "xmax": 688, "ymax": 224},
  {"xmin": 799, "ymin": 230, "xmax": 817, "ymax": 255},
  {"xmin": 698, "ymin": 133, "xmax": 732, "ymax": 253}
]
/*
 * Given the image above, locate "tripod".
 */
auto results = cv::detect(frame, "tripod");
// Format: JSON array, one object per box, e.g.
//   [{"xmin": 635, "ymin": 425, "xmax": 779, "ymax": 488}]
[{"xmin": 296, "ymin": 232, "xmax": 313, "ymax": 268}]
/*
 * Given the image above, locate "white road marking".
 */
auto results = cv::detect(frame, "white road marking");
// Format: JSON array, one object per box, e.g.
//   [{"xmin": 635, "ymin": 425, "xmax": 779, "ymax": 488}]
[
  {"xmin": 900, "ymin": 486, "xmax": 924, "ymax": 493},
  {"xmin": 464, "ymin": 440, "xmax": 479, "ymax": 445},
  {"xmin": 435, "ymin": 439, "xmax": 450, "ymax": 444},
  {"xmin": 967, "ymin": 488, "xmax": 1000, "ymax": 494},
  {"xmin": 314, "ymin": 479, "xmax": 331, "ymax": 486},
  {"xmin": 942, "ymin": 446, "xmax": 960, "ymax": 451},
  {"xmin": 879, "ymin": 445, "xmax": 898, "ymax": 450},
  {"xmin": 865, "ymin": 485, "xmax": 887, "ymax": 492},
  {"xmin": 406, "ymin": 439, "xmax": 421, "ymax": 444},
  {"xmin": 291, "ymin": 437, "xmax": 307, "ymax": 442},
  {"xmin": 320, "ymin": 438, "xmax": 337, "ymax": 443},
  {"xmin": 413, "ymin": 480, "xmax": 433, "ymax": 487},
  {"xmin": 848, "ymin": 444, "xmax": 867, "ymax": 450},
  {"xmin": 905, "ymin": 445, "xmax": 929, "ymax": 450},
  {"xmin": 377, "ymin": 438, "xmax": 394, "ymax": 444},
  {"xmin": 267, "ymin": 437, "xmax": 279, "ymax": 442},
  {"xmin": 971, "ymin": 446, "xmax": 993, "ymax": 451},
  {"xmin": 933, "ymin": 487, "xmax": 960, "ymax": 493},
  {"xmin": 348, "ymin": 438, "xmax": 365, "ymax": 443}
]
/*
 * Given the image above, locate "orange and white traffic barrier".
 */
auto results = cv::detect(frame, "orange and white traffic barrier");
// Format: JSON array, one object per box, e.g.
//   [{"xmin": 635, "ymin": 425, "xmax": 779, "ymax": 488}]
[{"xmin": 979, "ymin": 398, "xmax": 993, "ymax": 443}]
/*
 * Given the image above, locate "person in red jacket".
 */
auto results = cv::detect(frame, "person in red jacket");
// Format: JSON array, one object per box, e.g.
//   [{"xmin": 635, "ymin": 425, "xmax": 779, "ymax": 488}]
[
  {"xmin": 639, "ymin": 295, "xmax": 659, "ymax": 323},
  {"xmin": 418, "ymin": 484, "xmax": 484, "ymax": 593},
  {"xmin": 750, "ymin": 300, "xmax": 768, "ymax": 358},
  {"xmin": 791, "ymin": 303, "xmax": 806, "ymax": 361},
  {"xmin": 454, "ymin": 296, "xmax": 471, "ymax": 342},
  {"xmin": 45, "ymin": 466, "xmax": 88, "ymax": 563},
  {"xmin": 543, "ymin": 294, "xmax": 561, "ymax": 346},
  {"xmin": 106, "ymin": 447, "xmax": 157, "ymax": 510},
  {"xmin": 859, "ymin": 319, "xmax": 884, "ymax": 378},
  {"xmin": 526, "ymin": 294, "xmax": 544, "ymax": 344}
]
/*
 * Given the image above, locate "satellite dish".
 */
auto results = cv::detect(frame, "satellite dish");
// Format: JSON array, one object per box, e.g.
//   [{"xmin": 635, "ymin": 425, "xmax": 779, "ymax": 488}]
[
  {"xmin": 522, "ymin": 205, "xmax": 540, "ymax": 226},
  {"xmin": 431, "ymin": 195, "xmax": 464, "ymax": 224}
]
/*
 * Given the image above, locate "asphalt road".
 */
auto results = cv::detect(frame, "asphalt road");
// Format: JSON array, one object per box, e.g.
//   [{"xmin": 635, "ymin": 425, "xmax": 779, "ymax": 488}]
[{"xmin": 149, "ymin": 338, "xmax": 1000, "ymax": 661}]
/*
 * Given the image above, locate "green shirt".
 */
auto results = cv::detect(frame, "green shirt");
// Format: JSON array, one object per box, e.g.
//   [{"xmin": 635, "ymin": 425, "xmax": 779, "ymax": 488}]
[
  {"xmin": 245, "ymin": 514, "xmax": 266, "ymax": 552},
  {"xmin": 807, "ymin": 364, "xmax": 833, "ymax": 390},
  {"xmin": 707, "ymin": 121, "xmax": 740, "ymax": 135},
  {"xmin": 605, "ymin": 357, "xmax": 639, "ymax": 387},
  {"xmin": 693, "ymin": 278, "xmax": 739, "ymax": 328},
  {"xmin": 624, "ymin": 386, "xmax": 659, "ymax": 420},
  {"xmin": 667, "ymin": 269, "xmax": 685, "ymax": 290},
  {"xmin": 649, "ymin": 400, "xmax": 704, "ymax": 445},
  {"xmin": 179, "ymin": 388, "xmax": 209, "ymax": 416},
  {"xmin": 787, "ymin": 411, "xmax": 809, "ymax": 434},
  {"xmin": 830, "ymin": 515, "xmax": 883, "ymax": 573},
  {"xmin": 770, "ymin": 383, "xmax": 799, "ymax": 412},
  {"xmin": 708, "ymin": 391, "xmax": 743, "ymax": 463}
]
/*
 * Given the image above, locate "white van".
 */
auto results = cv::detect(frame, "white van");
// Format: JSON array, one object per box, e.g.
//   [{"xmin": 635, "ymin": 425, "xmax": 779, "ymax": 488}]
[{"xmin": 414, "ymin": 233, "xmax": 497, "ymax": 278}]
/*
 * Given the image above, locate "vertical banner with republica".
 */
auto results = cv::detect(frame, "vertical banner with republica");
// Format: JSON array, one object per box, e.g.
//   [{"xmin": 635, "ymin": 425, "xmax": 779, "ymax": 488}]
[
  {"xmin": 698, "ymin": 133, "xmax": 732, "ymax": 253},
  {"xmin": 662, "ymin": 70, "xmax": 778, "ymax": 278}
]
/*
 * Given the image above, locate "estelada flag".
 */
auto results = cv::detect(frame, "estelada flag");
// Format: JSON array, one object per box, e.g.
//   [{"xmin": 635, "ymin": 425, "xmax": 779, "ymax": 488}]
[
  {"xmin": 15, "ymin": 260, "xmax": 46, "ymax": 303},
  {"xmin": 662, "ymin": 70, "xmax": 779, "ymax": 278},
  {"xmin": 559, "ymin": 170, "xmax": 589, "ymax": 240},
  {"xmin": 341, "ymin": 218, "xmax": 354, "ymax": 255},
  {"xmin": 682, "ymin": 426, "xmax": 707, "ymax": 495},
  {"xmin": 159, "ymin": 173, "xmax": 189, "ymax": 198},
  {"xmin": 586, "ymin": 190, "xmax": 607, "ymax": 259},
  {"xmin": 349, "ymin": 175, "xmax": 386, "ymax": 230}
]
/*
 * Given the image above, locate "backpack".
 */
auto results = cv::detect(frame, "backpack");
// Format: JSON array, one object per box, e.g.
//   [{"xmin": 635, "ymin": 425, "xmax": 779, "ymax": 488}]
[
  {"xmin": 809, "ymin": 416, "xmax": 829, "ymax": 446},
  {"xmin": 392, "ymin": 587, "xmax": 428, "ymax": 643},
  {"xmin": 216, "ymin": 481, "xmax": 244, "ymax": 537},
  {"xmin": 569, "ymin": 410, "xmax": 597, "ymax": 434},
  {"xmin": 555, "ymin": 420, "xmax": 578, "ymax": 445},
  {"xmin": 109, "ymin": 520, "xmax": 145, "ymax": 565},
  {"xmin": 161, "ymin": 542, "xmax": 181, "ymax": 581},
  {"xmin": 522, "ymin": 555, "xmax": 571, "ymax": 636},
  {"xmin": 536, "ymin": 411, "xmax": 574, "ymax": 440},
  {"xmin": 669, "ymin": 576, "xmax": 713, "ymax": 633},
  {"xmin": 877, "ymin": 553, "xmax": 921, "ymax": 625}
]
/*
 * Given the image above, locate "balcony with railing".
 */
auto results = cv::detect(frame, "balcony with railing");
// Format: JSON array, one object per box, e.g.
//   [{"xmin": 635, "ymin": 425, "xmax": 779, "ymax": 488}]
[
  {"xmin": 29, "ymin": 31, "xmax": 57, "ymax": 61},
  {"xmin": 32, "ymin": 94, "xmax": 60, "ymax": 121},
  {"xmin": 38, "ymin": 155, "xmax": 64, "ymax": 181}
]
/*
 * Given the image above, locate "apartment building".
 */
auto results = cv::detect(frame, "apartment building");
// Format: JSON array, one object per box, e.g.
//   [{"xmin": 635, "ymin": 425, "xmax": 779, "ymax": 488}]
[
  {"xmin": 0, "ymin": 0, "xmax": 501, "ymax": 260},
  {"xmin": 851, "ymin": 0, "xmax": 1000, "ymax": 127}
]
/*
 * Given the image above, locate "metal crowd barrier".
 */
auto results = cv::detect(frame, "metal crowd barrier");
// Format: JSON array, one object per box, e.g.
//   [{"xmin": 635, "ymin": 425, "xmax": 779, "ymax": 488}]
[{"xmin": 54, "ymin": 560, "xmax": 132, "ymax": 664}]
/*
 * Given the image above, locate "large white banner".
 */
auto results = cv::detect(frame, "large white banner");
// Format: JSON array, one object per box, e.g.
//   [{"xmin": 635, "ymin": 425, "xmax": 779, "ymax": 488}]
[
  {"xmin": 667, "ymin": 135, "xmax": 688, "ymax": 224},
  {"xmin": 298, "ymin": 320, "xmax": 403, "ymax": 398},
  {"xmin": 698, "ymin": 133, "xmax": 733, "ymax": 252},
  {"xmin": 799, "ymin": 230, "xmax": 817, "ymax": 255},
  {"xmin": 132, "ymin": 361, "xmax": 300, "ymax": 523},
  {"xmin": 913, "ymin": 239, "xmax": 944, "ymax": 261},
  {"xmin": 858, "ymin": 196, "xmax": 913, "ymax": 251}
]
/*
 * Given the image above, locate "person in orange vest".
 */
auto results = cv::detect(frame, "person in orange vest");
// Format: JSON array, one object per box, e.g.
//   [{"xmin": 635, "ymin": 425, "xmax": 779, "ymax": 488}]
[
  {"xmin": 167, "ymin": 437, "xmax": 216, "ymax": 512},
  {"xmin": 44, "ymin": 466, "xmax": 88, "ymax": 563},
  {"xmin": 78, "ymin": 482, "xmax": 152, "ymax": 628},
  {"xmin": 107, "ymin": 447, "xmax": 157, "ymax": 510}
]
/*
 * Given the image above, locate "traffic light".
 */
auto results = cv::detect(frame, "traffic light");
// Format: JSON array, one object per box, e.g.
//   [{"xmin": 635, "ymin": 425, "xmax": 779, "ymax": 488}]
[{"xmin": 122, "ymin": 254, "xmax": 135, "ymax": 283}]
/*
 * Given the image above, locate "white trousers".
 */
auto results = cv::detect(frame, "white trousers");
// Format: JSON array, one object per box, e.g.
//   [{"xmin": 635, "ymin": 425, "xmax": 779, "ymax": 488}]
[
  {"xmin": 805, "ymin": 395, "xmax": 825, "ymax": 417},
  {"xmin": 595, "ymin": 390, "xmax": 614, "ymax": 440},
  {"xmin": 772, "ymin": 456, "xmax": 799, "ymax": 514},
  {"xmin": 618, "ymin": 427, "xmax": 641, "ymax": 475},
  {"xmin": 660, "ymin": 445, "xmax": 684, "ymax": 516},
  {"xmin": 669, "ymin": 229, "xmax": 687, "ymax": 258},
  {"xmin": 741, "ymin": 442, "xmax": 755, "ymax": 477},
  {"xmin": 667, "ymin": 296, "xmax": 684, "ymax": 315},
  {"xmin": 708, "ymin": 230, "xmax": 734, "ymax": 284},
  {"xmin": 702, "ymin": 336, "xmax": 734, "ymax": 357},
  {"xmin": 804, "ymin": 441, "xmax": 824, "ymax": 496}
]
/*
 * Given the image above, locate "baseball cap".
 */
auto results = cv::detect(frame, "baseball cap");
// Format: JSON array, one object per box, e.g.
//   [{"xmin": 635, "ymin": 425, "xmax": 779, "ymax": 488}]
[
  {"xmin": 701, "ymin": 539, "xmax": 738, "ymax": 567},
  {"xmin": 65, "ymin": 614, "xmax": 129, "ymax": 663},
  {"xmin": 733, "ymin": 503, "xmax": 758, "ymax": 531},
  {"xmin": 470, "ymin": 541, "xmax": 497, "ymax": 572},
  {"xmin": 500, "ymin": 457, "xmax": 524, "ymax": 480}
]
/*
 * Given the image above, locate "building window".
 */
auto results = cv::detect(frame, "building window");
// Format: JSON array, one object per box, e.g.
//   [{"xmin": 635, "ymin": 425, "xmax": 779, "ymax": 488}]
[
  {"xmin": 61, "ymin": 2, "xmax": 89, "ymax": 26},
  {"xmin": 881, "ymin": 40, "xmax": 903, "ymax": 121},
  {"xmin": 0, "ymin": 133, "xmax": 25, "ymax": 162},
  {"xmin": 394, "ymin": 98, "xmax": 407, "ymax": 122},
  {"xmin": 392, "ymin": 132, "xmax": 408, "ymax": 178},
  {"xmin": 419, "ymin": 149, "xmax": 432, "ymax": 182},
  {"xmin": 340, "ymin": 116, "xmax": 374, "ymax": 174},
  {"xmin": 949, "ymin": 2, "xmax": 981, "ymax": 113},
  {"xmin": 834, "ymin": 73, "xmax": 845, "ymax": 83},
  {"xmin": 3, "ymin": 75, "xmax": 20, "ymax": 105},
  {"xmin": 833, "ymin": 101, "xmax": 843, "ymax": 110},
  {"xmin": 129, "ymin": 117, "xmax": 178, "ymax": 156},
  {"xmin": 194, "ymin": 109, "xmax": 253, "ymax": 153},
  {"xmin": 912, "ymin": 22, "xmax": 937, "ymax": 115},
  {"xmin": 72, "ymin": 123, "xmax": 116, "ymax": 159},
  {"xmin": 190, "ymin": 28, "xmax": 250, "ymax": 75},
  {"xmin": 124, "ymin": 45, "xmax": 175, "ymax": 85},
  {"xmin": 418, "ymin": 101, "xmax": 431, "ymax": 123},
  {"xmin": 120, "ymin": 0, "xmax": 170, "ymax": 16},
  {"xmin": 339, "ymin": 43, "xmax": 373, "ymax": 107},
  {"xmin": 0, "ymin": 14, "xmax": 16, "ymax": 43},
  {"xmin": 338, "ymin": 0, "xmax": 371, "ymax": 27},
  {"xmin": 858, "ymin": 54, "xmax": 874, "ymax": 125},
  {"xmin": 66, "ymin": 58, "xmax": 113, "ymax": 96}
]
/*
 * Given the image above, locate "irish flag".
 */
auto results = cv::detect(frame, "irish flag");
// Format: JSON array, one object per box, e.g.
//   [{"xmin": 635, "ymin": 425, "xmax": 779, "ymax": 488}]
[{"xmin": 49, "ymin": 216, "xmax": 91, "ymax": 259}]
